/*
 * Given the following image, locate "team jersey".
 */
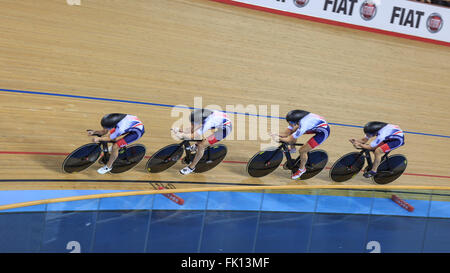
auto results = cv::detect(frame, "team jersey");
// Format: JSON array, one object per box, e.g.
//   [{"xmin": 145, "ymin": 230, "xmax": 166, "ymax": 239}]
[
  {"xmin": 195, "ymin": 111, "xmax": 231, "ymax": 136},
  {"xmin": 109, "ymin": 115, "xmax": 144, "ymax": 140},
  {"xmin": 288, "ymin": 113, "xmax": 328, "ymax": 139},
  {"xmin": 368, "ymin": 124, "xmax": 404, "ymax": 148}
]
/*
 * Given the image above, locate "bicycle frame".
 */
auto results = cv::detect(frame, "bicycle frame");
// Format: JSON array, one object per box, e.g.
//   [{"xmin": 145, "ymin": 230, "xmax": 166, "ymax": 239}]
[
  {"xmin": 92, "ymin": 130, "xmax": 124, "ymax": 164},
  {"xmin": 92, "ymin": 131, "xmax": 115, "ymax": 164},
  {"xmin": 356, "ymin": 149, "xmax": 390, "ymax": 173},
  {"xmin": 281, "ymin": 142, "xmax": 303, "ymax": 169},
  {"xmin": 263, "ymin": 142, "xmax": 303, "ymax": 169},
  {"xmin": 174, "ymin": 139, "xmax": 207, "ymax": 164}
]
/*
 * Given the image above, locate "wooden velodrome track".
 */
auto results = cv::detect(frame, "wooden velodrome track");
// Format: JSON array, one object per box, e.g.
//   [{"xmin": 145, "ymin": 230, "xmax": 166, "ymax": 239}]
[{"xmin": 0, "ymin": 0, "xmax": 449, "ymax": 192}]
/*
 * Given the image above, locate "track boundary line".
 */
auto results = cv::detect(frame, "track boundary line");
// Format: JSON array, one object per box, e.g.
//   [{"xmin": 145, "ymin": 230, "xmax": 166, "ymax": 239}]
[{"xmin": 1, "ymin": 88, "xmax": 449, "ymax": 138}]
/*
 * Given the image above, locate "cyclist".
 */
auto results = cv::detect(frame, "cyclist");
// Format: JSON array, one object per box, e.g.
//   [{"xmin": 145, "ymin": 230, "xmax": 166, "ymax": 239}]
[
  {"xmin": 88, "ymin": 113, "xmax": 145, "ymax": 174},
  {"xmin": 349, "ymin": 121, "xmax": 404, "ymax": 178},
  {"xmin": 173, "ymin": 108, "xmax": 232, "ymax": 175},
  {"xmin": 273, "ymin": 110, "xmax": 330, "ymax": 180}
]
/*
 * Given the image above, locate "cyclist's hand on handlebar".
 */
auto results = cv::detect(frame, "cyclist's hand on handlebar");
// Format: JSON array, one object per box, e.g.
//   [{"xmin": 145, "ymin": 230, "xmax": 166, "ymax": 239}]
[
  {"xmin": 171, "ymin": 128, "xmax": 184, "ymax": 140},
  {"xmin": 92, "ymin": 136, "xmax": 101, "ymax": 143},
  {"xmin": 87, "ymin": 129, "xmax": 95, "ymax": 136},
  {"xmin": 270, "ymin": 132, "xmax": 280, "ymax": 142},
  {"xmin": 349, "ymin": 139, "xmax": 359, "ymax": 149},
  {"xmin": 352, "ymin": 142, "xmax": 363, "ymax": 149}
]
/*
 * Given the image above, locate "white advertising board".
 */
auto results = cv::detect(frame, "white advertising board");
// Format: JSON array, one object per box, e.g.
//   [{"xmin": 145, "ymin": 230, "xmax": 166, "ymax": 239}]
[{"xmin": 223, "ymin": 0, "xmax": 449, "ymax": 45}]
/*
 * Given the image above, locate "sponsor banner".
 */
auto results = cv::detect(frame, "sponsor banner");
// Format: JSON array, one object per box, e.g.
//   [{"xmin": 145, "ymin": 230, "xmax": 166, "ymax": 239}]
[{"xmin": 225, "ymin": 0, "xmax": 450, "ymax": 45}]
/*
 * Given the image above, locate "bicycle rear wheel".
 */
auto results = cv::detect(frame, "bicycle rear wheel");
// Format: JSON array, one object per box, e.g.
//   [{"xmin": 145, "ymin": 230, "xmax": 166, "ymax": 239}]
[
  {"xmin": 296, "ymin": 149, "xmax": 329, "ymax": 180},
  {"xmin": 329, "ymin": 152, "xmax": 365, "ymax": 182},
  {"xmin": 373, "ymin": 154, "xmax": 407, "ymax": 184},
  {"xmin": 185, "ymin": 144, "xmax": 227, "ymax": 173},
  {"xmin": 110, "ymin": 144, "xmax": 147, "ymax": 173}
]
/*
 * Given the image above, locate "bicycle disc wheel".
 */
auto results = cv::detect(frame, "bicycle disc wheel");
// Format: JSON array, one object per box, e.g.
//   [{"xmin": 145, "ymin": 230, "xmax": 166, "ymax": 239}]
[
  {"xmin": 297, "ymin": 149, "xmax": 329, "ymax": 180},
  {"xmin": 246, "ymin": 147, "xmax": 283, "ymax": 178},
  {"xmin": 146, "ymin": 144, "xmax": 183, "ymax": 173},
  {"xmin": 62, "ymin": 143, "xmax": 101, "ymax": 173},
  {"xmin": 191, "ymin": 144, "xmax": 228, "ymax": 173},
  {"xmin": 110, "ymin": 144, "xmax": 147, "ymax": 173},
  {"xmin": 373, "ymin": 154, "xmax": 407, "ymax": 184},
  {"xmin": 329, "ymin": 152, "xmax": 365, "ymax": 182}
]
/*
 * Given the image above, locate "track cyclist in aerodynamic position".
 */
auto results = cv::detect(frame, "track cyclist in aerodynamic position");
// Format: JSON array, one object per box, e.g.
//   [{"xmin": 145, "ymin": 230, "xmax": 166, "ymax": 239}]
[
  {"xmin": 173, "ymin": 108, "xmax": 232, "ymax": 175},
  {"xmin": 88, "ymin": 113, "xmax": 145, "ymax": 174},
  {"xmin": 272, "ymin": 109, "xmax": 330, "ymax": 180},
  {"xmin": 349, "ymin": 121, "xmax": 405, "ymax": 178}
]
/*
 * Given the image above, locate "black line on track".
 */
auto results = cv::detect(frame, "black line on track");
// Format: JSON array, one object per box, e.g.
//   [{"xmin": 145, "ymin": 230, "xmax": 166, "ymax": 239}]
[{"xmin": 0, "ymin": 179, "xmax": 272, "ymax": 187}]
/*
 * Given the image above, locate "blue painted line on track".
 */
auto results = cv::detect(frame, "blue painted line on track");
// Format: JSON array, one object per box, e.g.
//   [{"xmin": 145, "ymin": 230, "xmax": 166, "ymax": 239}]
[{"xmin": 1, "ymin": 88, "xmax": 449, "ymax": 138}]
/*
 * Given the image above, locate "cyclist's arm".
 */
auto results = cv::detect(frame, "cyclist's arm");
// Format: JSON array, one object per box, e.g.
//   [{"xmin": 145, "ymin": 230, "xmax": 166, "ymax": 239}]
[{"xmin": 87, "ymin": 129, "xmax": 109, "ymax": 136}]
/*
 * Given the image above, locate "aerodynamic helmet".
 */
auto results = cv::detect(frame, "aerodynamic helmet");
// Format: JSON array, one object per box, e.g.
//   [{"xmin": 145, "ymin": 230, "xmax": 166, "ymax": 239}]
[
  {"xmin": 363, "ymin": 121, "xmax": 387, "ymax": 137},
  {"xmin": 101, "ymin": 113, "xmax": 127, "ymax": 129},
  {"xmin": 190, "ymin": 108, "xmax": 213, "ymax": 124},
  {"xmin": 285, "ymin": 110, "xmax": 310, "ymax": 124}
]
